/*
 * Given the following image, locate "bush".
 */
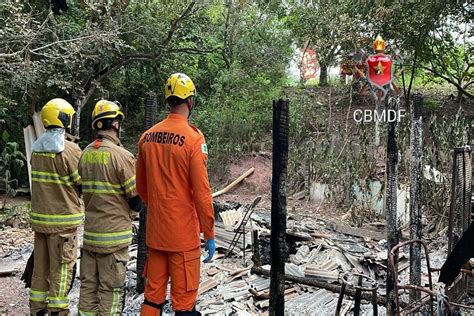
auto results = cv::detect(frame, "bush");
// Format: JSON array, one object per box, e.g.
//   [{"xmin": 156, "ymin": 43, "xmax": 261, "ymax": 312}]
[{"xmin": 0, "ymin": 142, "xmax": 26, "ymax": 195}]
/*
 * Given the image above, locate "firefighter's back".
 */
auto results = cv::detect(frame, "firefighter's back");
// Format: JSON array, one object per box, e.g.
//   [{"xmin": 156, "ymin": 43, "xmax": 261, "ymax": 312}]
[
  {"xmin": 31, "ymin": 139, "xmax": 83, "ymax": 233},
  {"xmin": 79, "ymin": 131, "xmax": 137, "ymax": 253},
  {"xmin": 138, "ymin": 113, "xmax": 205, "ymax": 252}
]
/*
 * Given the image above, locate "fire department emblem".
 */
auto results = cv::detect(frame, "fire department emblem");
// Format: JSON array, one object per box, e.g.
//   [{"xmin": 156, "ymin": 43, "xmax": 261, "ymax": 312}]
[{"xmin": 367, "ymin": 53, "xmax": 393, "ymax": 90}]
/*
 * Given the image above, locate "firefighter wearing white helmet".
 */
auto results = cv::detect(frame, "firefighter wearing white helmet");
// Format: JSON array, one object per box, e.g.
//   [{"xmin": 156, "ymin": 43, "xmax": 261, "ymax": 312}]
[{"xmin": 29, "ymin": 98, "xmax": 83, "ymax": 316}]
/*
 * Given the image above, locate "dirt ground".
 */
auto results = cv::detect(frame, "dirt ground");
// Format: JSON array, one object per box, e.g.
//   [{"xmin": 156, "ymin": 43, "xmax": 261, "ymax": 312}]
[
  {"xmin": 0, "ymin": 196, "xmax": 33, "ymax": 315},
  {"xmin": 0, "ymin": 274, "xmax": 30, "ymax": 315}
]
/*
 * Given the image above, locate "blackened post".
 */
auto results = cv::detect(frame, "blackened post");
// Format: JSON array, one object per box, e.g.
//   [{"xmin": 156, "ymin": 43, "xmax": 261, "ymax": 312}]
[
  {"xmin": 386, "ymin": 97, "xmax": 400, "ymax": 315},
  {"xmin": 409, "ymin": 93, "xmax": 423, "ymax": 302},
  {"xmin": 269, "ymin": 99, "xmax": 289, "ymax": 316},
  {"xmin": 335, "ymin": 282, "xmax": 347, "ymax": 316},
  {"xmin": 354, "ymin": 275, "xmax": 362, "ymax": 316},
  {"xmin": 252, "ymin": 230, "xmax": 262, "ymax": 267},
  {"xmin": 137, "ymin": 92, "xmax": 157, "ymax": 293}
]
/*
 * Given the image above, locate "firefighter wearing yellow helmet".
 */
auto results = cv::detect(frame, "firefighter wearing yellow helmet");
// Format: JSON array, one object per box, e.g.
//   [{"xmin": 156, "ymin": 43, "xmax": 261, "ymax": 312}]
[
  {"xmin": 30, "ymin": 98, "xmax": 83, "ymax": 316},
  {"xmin": 78, "ymin": 100, "xmax": 141, "ymax": 315},
  {"xmin": 164, "ymin": 72, "xmax": 196, "ymax": 117},
  {"xmin": 138, "ymin": 73, "xmax": 215, "ymax": 315}
]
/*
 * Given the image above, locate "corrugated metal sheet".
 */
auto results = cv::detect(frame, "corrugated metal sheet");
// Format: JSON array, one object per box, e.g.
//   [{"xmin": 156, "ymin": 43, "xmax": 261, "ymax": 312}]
[
  {"xmin": 215, "ymin": 223, "xmax": 251, "ymax": 253},
  {"xmin": 285, "ymin": 290, "xmax": 338, "ymax": 315},
  {"xmin": 285, "ymin": 263, "xmax": 304, "ymax": 278}
]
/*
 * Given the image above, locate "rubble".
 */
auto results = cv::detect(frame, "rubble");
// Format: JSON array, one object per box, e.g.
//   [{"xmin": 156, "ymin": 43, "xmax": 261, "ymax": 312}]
[{"xmin": 2, "ymin": 198, "xmax": 469, "ymax": 315}]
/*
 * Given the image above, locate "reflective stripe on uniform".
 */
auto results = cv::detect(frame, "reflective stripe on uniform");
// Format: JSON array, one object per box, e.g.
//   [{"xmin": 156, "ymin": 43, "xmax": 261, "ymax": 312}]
[
  {"xmin": 47, "ymin": 296, "xmax": 69, "ymax": 309},
  {"xmin": 58, "ymin": 263, "xmax": 68, "ymax": 297},
  {"xmin": 110, "ymin": 288, "xmax": 122, "ymax": 315},
  {"xmin": 82, "ymin": 180, "xmax": 123, "ymax": 194},
  {"xmin": 122, "ymin": 176, "xmax": 136, "ymax": 194},
  {"xmin": 79, "ymin": 311, "xmax": 98, "ymax": 316},
  {"xmin": 71, "ymin": 170, "xmax": 81, "ymax": 183},
  {"xmin": 29, "ymin": 289, "xmax": 48, "ymax": 302},
  {"xmin": 31, "ymin": 170, "xmax": 78, "ymax": 186},
  {"xmin": 83, "ymin": 230, "xmax": 133, "ymax": 247},
  {"xmin": 31, "ymin": 212, "xmax": 84, "ymax": 226}
]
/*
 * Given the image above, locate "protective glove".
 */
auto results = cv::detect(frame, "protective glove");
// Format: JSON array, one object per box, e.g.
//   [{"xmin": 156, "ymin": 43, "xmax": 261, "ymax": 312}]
[{"xmin": 203, "ymin": 239, "xmax": 215, "ymax": 263}]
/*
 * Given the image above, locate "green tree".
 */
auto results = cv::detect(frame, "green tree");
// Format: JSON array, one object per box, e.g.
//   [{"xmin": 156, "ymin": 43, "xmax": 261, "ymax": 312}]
[
  {"xmin": 367, "ymin": 1, "xmax": 472, "ymax": 102},
  {"xmin": 284, "ymin": 0, "xmax": 365, "ymax": 86}
]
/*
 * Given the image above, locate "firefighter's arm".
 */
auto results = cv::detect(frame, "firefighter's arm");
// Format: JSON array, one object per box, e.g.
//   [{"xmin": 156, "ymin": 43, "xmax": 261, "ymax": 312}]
[
  {"xmin": 67, "ymin": 143, "xmax": 82, "ymax": 191},
  {"xmin": 119, "ymin": 151, "xmax": 142, "ymax": 213},
  {"xmin": 190, "ymin": 136, "xmax": 215, "ymax": 241},
  {"xmin": 135, "ymin": 138, "xmax": 148, "ymax": 204}
]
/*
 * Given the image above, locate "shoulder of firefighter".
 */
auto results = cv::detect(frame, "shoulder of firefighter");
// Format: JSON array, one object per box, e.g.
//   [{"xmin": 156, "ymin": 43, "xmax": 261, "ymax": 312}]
[
  {"xmin": 136, "ymin": 115, "xmax": 214, "ymax": 252},
  {"xmin": 30, "ymin": 139, "xmax": 83, "ymax": 234},
  {"xmin": 188, "ymin": 122, "xmax": 204, "ymax": 136},
  {"xmin": 79, "ymin": 136, "xmax": 139, "ymax": 253}
]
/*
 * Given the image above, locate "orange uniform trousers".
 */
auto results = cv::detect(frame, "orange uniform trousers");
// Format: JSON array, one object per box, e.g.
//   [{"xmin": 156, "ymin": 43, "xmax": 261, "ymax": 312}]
[{"xmin": 140, "ymin": 247, "xmax": 201, "ymax": 315}]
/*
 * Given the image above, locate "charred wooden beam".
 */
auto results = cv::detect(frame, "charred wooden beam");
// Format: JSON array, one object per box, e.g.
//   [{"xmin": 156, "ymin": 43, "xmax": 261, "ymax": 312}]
[
  {"xmin": 252, "ymin": 266, "xmax": 387, "ymax": 306},
  {"xmin": 136, "ymin": 92, "xmax": 157, "ymax": 293},
  {"xmin": 386, "ymin": 96, "xmax": 400, "ymax": 314},
  {"xmin": 269, "ymin": 99, "xmax": 289, "ymax": 315},
  {"xmin": 409, "ymin": 93, "xmax": 423, "ymax": 303}
]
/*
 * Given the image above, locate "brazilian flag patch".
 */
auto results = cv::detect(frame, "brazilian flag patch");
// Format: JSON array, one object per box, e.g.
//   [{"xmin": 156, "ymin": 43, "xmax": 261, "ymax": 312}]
[{"xmin": 201, "ymin": 143, "xmax": 208, "ymax": 154}]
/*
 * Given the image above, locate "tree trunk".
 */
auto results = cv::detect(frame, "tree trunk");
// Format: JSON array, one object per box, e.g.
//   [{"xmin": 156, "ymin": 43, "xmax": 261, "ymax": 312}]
[
  {"xmin": 319, "ymin": 63, "xmax": 328, "ymax": 86},
  {"xmin": 456, "ymin": 87, "xmax": 463, "ymax": 103},
  {"xmin": 72, "ymin": 99, "xmax": 82, "ymax": 137}
]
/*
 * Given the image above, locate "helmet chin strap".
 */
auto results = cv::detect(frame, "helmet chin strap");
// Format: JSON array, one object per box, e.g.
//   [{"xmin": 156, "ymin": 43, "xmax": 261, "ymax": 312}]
[
  {"xmin": 112, "ymin": 121, "xmax": 122, "ymax": 139},
  {"xmin": 187, "ymin": 97, "xmax": 195, "ymax": 120}
]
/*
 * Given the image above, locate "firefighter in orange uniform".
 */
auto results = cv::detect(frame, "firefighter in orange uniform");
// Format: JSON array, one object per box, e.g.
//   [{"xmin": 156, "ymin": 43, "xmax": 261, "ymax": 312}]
[
  {"xmin": 136, "ymin": 73, "xmax": 215, "ymax": 315},
  {"xmin": 29, "ymin": 99, "xmax": 82, "ymax": 316},
  {"xmin": 78, "ymin": 100, "xmax": 141, "ymax": 315}
]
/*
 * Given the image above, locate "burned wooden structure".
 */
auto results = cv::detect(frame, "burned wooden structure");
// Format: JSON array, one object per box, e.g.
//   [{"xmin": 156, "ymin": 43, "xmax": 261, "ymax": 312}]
[
  {"xmin": 386, "ymin": 96, "xmax": 400, "ymax": 314},
  {"xmin": 136, "ymin": 92, "xmax": 157, "ymax": 293},
  {"xmin": 389, "ymin": 240, "xmax": 474, "ymax": 315},
  {"xmin": 446, "ymin": 146, "xmax": 472, "ymax": 303},
  {"xmin": 409, "ymin": 93, "xmax": 423, "ymax": 303},
  {"xmin": 269, "ymin": 99, "xmax": 289, "ymax": 315}
]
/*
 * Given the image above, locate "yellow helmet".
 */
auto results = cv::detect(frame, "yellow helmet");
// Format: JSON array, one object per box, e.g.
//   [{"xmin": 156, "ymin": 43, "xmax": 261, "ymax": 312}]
[
  {"xmin": 41, "ymin": 98, "xmax": 75, "ymax": 130},
  {"xmin": 164, "ymin": 73, "xmax": 195, "ymax": 100},
  {"xmin": 91, "ymin": 100, "xmax": 124, "ymax": 130}
]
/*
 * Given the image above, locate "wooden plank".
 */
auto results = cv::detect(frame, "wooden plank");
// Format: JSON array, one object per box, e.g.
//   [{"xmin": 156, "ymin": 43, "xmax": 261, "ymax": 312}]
[
  {"xmin": 198, "ymin": 279, "xmax": 219, "ymax": 295},
  {"xmin": 23, "ymin": 125, "xmax": 36, "ymax": 191},
  {"xmin": 0, "ymin": 267, "xmax": 18, "ymax": 276},
  {"xmin": 212, "ymin": 167, "xmax": 255, "ymax": 198},
  {"xmin": 226, "ymin": 269, "xmax": 250, "ymax": 283},
  {"xmin": 206, "ymin": 267, "xmax": 221, "ymax": 276},
  {"xmin": 230, "ymin": 266, "xmax": 252, "ymax": 276},
  {"xmin": 32, "ymin": 112, "xmax": 45, "ymax": 138},
  {"xmin": 328, "ymin": 222, "xmax": 385, "ymax": 241},
  {"xmin": 0, "ymin": 261, "xmax": 19, "ymax": 276}
]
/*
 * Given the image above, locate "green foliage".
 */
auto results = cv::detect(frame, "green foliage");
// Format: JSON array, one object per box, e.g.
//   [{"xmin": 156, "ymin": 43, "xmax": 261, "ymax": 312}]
[
  {"xmin": 285, "ymin": 86, "xmax": 378, "ymax": 223},
  {"xmin": 0, "ymin": 142, "xmax": 26, "ymax": 196},
  {"xmin": 0, "ymin": 0, "xmax": 471, "ymax": 191},
  {"xmin": 283, "ymin": 0, "xmax": 363, "ymax": 85},
  {"xmin": 396, "ymin": 105, "xmax": 469, "ymax": 229}
]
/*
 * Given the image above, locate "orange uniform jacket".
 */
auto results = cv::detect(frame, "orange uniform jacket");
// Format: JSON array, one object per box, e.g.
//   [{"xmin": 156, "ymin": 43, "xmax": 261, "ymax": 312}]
[{"xmin": 136, "ymin": 113, "xmax": 214, "ymax": 252}]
